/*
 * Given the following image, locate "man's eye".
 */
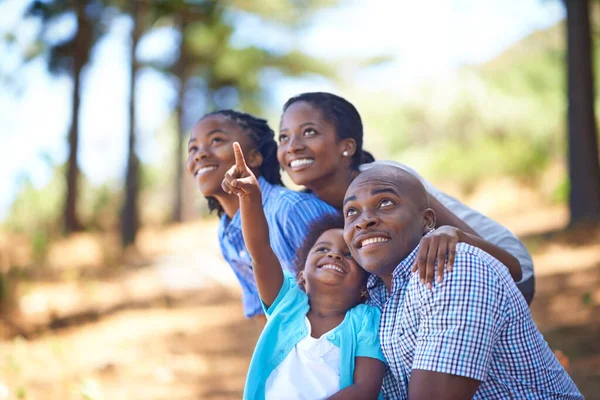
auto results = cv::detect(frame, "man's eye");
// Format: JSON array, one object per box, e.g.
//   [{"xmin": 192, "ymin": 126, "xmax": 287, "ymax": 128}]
[
  {"xmin": 344, "ymin": 252, "xmax": 353, "ymax": 259},
  {"xmin": 315, "ymin": 247, "xmax": 329, "ymax": 253},
  {"xmin": 211, "ymin": 137, "xmax": 223, "ymax": 144},
  {"xmin": 278, "ymin": 134, "xmax": 288, "ymax": 143},
  {"xmin": 346, "ymin": 208, "xmax": 357, "ymax": 217},
  {"xmin": 379, "ymin": 199, "xmax": 394, "ymax": 208},
  {"xmin": 304, "ymin": 128, "xmax": 317, "ymax": 136},
  {"xmin": 188, "ymin": 146, "xmax": 197, "ymax": 153}
]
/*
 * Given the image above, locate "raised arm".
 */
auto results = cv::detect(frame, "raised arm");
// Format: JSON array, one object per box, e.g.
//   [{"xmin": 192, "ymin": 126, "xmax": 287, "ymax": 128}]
[
  {"xmin": 413, "ymin": 194, "xmax": 522, "ymax": 287},
  {"xmin": 222, "ymin": 142, "xmax": 283, "ymax": 307}
]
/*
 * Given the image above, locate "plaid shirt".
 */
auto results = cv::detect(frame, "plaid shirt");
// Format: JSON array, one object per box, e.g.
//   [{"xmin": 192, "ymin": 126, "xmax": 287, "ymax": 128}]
[
  {"xmin": 218, "ymin": 176, "xmax": 337, "ymax": 318},
  {"xmin": 368, "ymin": 243, "xmax": 582, "ymax": 400}
]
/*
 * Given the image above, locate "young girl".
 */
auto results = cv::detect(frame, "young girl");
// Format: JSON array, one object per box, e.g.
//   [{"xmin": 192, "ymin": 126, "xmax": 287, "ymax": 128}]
[
  {"xmin": 186, "ymin": 110, "xmax": 336, "ymax": 320},
  {"xmin": 222, "ymin": 142, "xmax": 386, "ymax": 400},
  {"xmin": 277, "ymin": 92, "xmax": 535, "ymax": 303}
]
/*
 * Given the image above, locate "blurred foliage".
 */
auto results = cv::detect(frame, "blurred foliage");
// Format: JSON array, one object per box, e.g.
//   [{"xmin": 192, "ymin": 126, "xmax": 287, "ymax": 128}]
[{"xmin": 359, "ymin": 12, "xmax": 599, "ymax": 195}]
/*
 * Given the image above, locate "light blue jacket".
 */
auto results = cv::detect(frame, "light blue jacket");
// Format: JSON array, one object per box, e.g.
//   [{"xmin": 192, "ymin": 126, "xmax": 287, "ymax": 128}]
[{"xmin": 243, "ymin": 274, "xmax": 386, "ymax": 399}]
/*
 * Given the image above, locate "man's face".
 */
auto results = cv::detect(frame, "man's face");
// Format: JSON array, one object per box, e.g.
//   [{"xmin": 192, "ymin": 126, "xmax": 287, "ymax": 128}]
[{"xmin": 343, "ymin": 167, "xmax": 431, "ymax": 279}]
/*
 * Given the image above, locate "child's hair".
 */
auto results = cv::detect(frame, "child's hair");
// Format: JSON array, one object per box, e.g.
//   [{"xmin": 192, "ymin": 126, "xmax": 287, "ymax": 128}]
[
  {"xmin": 201, "ymin": 110, "xmax": 283, "ymax": 217},
  {"xmin": 282, "ymin": 92, "xmax": 375, "ymax": 169},
  {"xmin": 294, "ymin": 213, "xmax": 346, "ymax": 276}
]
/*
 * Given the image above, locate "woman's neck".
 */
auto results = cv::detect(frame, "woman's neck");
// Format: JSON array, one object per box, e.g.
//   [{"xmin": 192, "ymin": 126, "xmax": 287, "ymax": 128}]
[
  {"xmin": 214, "ymin": 192, "xmax": 241, "ymax": 219},
  {"xmin": 306, "ymin": 167, "xmax": 360, "ymax": 209}
]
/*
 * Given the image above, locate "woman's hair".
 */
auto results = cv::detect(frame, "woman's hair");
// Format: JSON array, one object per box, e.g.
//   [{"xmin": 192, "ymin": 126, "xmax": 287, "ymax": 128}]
[
  {"xmin": 294, "ymin": 213, "xmax": 345, "ymax": 276},
  {"xmin": 282, "ymin": 92, "xmax": 375, "ymax": 169},
  {"xmin": 201, "ymin": 109, "xmax": 283, "ymax": 217}
]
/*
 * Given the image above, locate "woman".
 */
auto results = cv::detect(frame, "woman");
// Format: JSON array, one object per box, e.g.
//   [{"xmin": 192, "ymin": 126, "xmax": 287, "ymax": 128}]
[
  {"xmin": 276, "ymin": 92, "xmax": 535, "ymax": 303},
  {"xmin": 186, "ymin": 109, "xmax": 336, "ymax": 321}
]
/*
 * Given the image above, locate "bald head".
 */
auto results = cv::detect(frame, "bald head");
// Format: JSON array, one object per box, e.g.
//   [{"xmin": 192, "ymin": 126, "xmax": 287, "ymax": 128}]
[
  {"xmin": 343, "ymin": 163, "xmax": 436, "ymax": 280},
  {"xmin": 348, "ymin": 164, "xmax": 429, "ymax": 211}
]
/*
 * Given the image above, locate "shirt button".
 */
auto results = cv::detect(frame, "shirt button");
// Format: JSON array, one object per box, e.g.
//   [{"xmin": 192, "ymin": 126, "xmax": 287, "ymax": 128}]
[
  {"xmin": 239, "ymin": 250, "xmax": 246, "ymax": 257},
  {"xmin": 327, "ymin": 333, "xmax": 335, "ymax": 340}
]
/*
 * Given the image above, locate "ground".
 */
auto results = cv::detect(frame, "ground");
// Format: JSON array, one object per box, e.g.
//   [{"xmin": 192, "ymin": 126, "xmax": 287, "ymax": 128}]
[{"xmin": 0, "ymin": 201, "xmax": 599, "ymax": 400}]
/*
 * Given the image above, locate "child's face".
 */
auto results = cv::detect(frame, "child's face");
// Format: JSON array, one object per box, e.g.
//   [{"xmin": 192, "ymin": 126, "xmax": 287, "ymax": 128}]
[
  {"xmin": 302, "ymin": 228, "xmax": 368, "ymax": 298},
  {"xmin": 186, "ymin": 115, "xmax": 257, "ymax": 196}
]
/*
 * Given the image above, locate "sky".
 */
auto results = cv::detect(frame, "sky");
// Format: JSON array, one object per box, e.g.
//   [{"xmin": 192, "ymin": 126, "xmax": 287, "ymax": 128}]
[{"xmin": 0, "ymin": 0, "xmax": 565, "ymax": 220}]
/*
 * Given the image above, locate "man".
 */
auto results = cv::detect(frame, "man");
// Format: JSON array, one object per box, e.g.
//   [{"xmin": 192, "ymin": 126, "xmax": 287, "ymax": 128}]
[{"xmin": 342, "ymin": 164, "xmax": 582, "ymax": 399}]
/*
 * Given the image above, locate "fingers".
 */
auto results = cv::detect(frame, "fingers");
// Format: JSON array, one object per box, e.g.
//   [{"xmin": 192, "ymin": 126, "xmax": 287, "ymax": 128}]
[
  {"xmin": 414, "ymin": 239, "xmax": 428, "ymax": 285},
  {"xmin": 436, "ymin": 237, "xmax": 448, "ymax": 283},
  {"xmin": 414, "ymin": 234, "xmax": 456, "ymax": 290},
  {"xmin": 233, "ymin": 142, "xmax": 247, "ymax": 170},
  {"xmin": 222, "ymin": 165, "xmax": 238, "ymax": 194},
  {"xmin": 424, "ymin": 240, "xmax": 438, "ymax": 290},
  {"xmin": 447, "ymin": 237, "xmax": 458, "ymax": 271},
  {"xmin": 231, "ymin": 176, "xmax": 256, "ymax": 192}
]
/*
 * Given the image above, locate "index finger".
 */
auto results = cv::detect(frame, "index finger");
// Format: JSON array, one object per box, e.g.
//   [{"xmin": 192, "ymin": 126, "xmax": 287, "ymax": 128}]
[{"xmin": 233, "ymin": 142, "xmax": 247, "ymax": 169}]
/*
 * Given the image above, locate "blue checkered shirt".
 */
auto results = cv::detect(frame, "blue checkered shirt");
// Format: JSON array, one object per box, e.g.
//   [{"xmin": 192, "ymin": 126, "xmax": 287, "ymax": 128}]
[
  {"xmin": 368, "ymin": 243, "xmax": 582, "ymax": 399},
  {"xmin": 218, "ymin": 176, "xmax": 337, "ymax": 318}
]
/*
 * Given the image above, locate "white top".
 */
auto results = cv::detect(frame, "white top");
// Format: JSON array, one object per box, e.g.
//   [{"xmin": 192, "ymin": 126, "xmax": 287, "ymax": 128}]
[
  {"xmin": 265, "ymin": 318, "xmax": 341, "ymax": 400},
  {"xmin": 360, "ymin": 161, "xmax": 534, "ymax": 292}
]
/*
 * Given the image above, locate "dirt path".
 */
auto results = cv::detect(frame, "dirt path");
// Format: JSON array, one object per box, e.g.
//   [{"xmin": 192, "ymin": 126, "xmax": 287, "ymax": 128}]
[
  {"xmin": 1, "ymin": 213, "xmax": 599, "ymax": 399},
  {"xmin": 0, "ymin": 288, "xmax": 262, "ymax": 400}
]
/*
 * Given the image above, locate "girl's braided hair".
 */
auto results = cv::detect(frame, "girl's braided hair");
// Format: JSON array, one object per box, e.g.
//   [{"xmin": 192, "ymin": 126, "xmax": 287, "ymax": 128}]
[{"xmin": 202, "ymin": 110, "xmax": 283, "ymax": 217}]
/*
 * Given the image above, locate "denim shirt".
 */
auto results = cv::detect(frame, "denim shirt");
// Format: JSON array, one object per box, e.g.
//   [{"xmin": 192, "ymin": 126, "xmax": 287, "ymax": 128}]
[
  {"xmin": 218, "ymin": 176, "xmax": 337, "ymax": 317},
  {"xmin": 244, "ymin": 274, "xmax": 386, "ymax": 400}
]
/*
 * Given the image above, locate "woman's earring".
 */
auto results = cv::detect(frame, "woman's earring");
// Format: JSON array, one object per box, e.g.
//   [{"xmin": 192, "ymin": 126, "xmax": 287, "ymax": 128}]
[{"xmin": 343, "ymin": 151, "xmax": 349, "ymax": 157}]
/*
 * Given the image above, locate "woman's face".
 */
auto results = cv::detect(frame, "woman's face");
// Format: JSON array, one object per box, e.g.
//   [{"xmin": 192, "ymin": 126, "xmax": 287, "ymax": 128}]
[
  {"xmin": 186, "ymin": 115, "xmax": 259, "ymax": 197},
  {"xmin": 278, "ymin": 101, "xmax": 348, "ymax": 187}
]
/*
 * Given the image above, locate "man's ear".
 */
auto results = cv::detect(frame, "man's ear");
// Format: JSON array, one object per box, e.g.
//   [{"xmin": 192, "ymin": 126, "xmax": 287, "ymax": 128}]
[
  {"xmin": 246, "ymin": 149, "xmax": 263, "ymax": 170},
  {"xmin": 422, "ymin": 207, "xmax": 436, "ymax": 234},
  {"xmin": 339, "ymin": 138, "xmax": 357, "ymax": 158}
]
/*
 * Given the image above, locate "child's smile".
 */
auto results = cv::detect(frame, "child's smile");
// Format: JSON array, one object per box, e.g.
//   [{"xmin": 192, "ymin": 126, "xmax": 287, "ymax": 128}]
[{"xmin": 303, "ymin": 228, "xmax": 368, "ymax": 298}]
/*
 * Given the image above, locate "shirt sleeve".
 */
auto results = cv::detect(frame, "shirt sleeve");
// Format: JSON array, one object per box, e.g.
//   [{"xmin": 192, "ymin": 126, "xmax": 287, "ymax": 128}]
[
  {"xmin": 283, "ymin": 196, "xmax": 338, "ymax": 250},
  {"xmin": 356, "ymin": 305, "xmax": 387, "ymax": 364},
  {"xmin": 412, "ymin": 249, "xmax": 505, "ymax": 381},
  {"xmin": 261, "ymin": 273, "xmax": 295, "ymax": 317}
]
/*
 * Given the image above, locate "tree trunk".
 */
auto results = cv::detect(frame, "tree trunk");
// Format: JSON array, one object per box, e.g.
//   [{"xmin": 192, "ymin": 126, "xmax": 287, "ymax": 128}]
[
  {"xmin": 64, "ymin": 2, "xmax": 91, "ymax": 234},
  {"xmin": 171, "ymin": 13, "xmax": 188, "ymax": 222},
  {"xmin": 564, "ymin": 0, "xmax": 600, "ymax": 224},
  {"xmin": 120, "ymin": 1, "xmax": 143, "ymax": 247}
]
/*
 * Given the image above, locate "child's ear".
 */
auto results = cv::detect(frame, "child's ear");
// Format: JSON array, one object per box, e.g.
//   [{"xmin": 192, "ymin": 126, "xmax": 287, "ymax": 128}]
[
  {"xmin": 296, "ymin": 271, "xmax": 306, "ymax": 291},
  {"xmin": 246, "ymin": 149, "xmax": 263, "ymax": 170},
  {"xmin": 358, "ymin": 285, "xmax": 369, "ymax": 303},
  {"xmin": 422, "ymin": 207, "xmax": 436, "ymax": 235}
]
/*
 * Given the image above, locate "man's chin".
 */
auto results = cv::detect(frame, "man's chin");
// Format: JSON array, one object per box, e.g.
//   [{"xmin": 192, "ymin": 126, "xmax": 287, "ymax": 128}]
[{"xmin": 360, "ymin": 257, "xmax": 396, "ymax": 278}]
